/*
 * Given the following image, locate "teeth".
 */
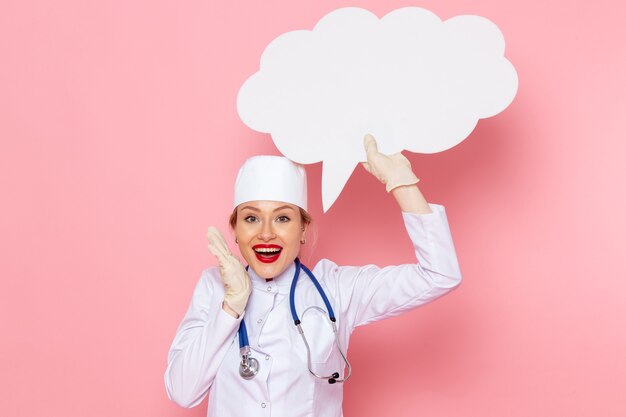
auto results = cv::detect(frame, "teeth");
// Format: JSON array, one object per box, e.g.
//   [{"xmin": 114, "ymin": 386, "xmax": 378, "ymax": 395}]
[{"xmin": 255, "ymin": 247, "xmax": 281, "ymax": 253}]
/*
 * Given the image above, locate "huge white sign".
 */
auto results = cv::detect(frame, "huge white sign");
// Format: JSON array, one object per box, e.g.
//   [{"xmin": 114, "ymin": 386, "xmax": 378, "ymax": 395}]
[{"xmin": 237, "ymin": 7, "xmax": 518, "ymax": 212}]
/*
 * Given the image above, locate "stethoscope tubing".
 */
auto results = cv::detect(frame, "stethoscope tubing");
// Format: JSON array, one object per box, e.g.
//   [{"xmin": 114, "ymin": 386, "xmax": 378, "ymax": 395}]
[
  {"xmin": 238, "ymin": 258, "xmax": 351, "ymax": 384},
  {"xmin": 290, "ymin": 260, "xmax": 336, "ymax": 324},
  {"xmin": 238, "ymin": 319, "xmax": 249, "ymax": 348}
]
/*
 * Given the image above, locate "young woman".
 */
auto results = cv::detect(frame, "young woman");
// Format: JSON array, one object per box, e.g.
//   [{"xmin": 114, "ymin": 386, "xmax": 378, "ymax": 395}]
[{"xmin": 165, "ymin": 135, "xmax": 462, "ymax": 417}]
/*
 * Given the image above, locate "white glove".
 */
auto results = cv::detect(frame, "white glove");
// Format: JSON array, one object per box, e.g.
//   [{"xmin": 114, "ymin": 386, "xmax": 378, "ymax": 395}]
[
  {"xmin": 361, "ymin": 134, "xmax": 419, "ymax": 192},
  {"xmin": 206, "ymin": 226, "xmax": 252, "ymax": 317}
]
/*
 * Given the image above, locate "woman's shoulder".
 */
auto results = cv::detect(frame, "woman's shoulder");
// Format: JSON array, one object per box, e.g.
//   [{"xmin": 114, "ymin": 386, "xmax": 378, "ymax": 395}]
[
  {"xmin": 309, "ymin": 258, "xmax": 339, "ymax": 274},
  {"xmin": 309, "ymin": 259, "xmax": 360, "ymax": 284},
  {"xmin": 310, "ymin": 257, "xmax": 372, "ymax": 271}
]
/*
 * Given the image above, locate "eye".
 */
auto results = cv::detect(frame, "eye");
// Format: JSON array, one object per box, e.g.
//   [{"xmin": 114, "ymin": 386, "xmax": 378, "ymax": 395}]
[
  {"xmin": 244, "ymin": 215, "xmax": 258, "ymax": 223},
  {"xmin": 276, "ymin": 215, "xmax": 290, "ymax": 223}
]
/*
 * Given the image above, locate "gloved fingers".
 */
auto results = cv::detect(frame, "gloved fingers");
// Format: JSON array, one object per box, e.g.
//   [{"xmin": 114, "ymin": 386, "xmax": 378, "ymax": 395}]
[
  {"xmin": 207, "ymin": 241, "xmax": 221, "ymax": 259},
  {"xmin": 363, "ymin": 134, "xmax": 379, "ymax": 158},
  {"xmin": 208, "ymin": 228, "xmax": 247, "ymax": 274},
  {"xmin": 361, "ymin": 161, "xmax": 372, "ymax": 173},
  {"xmin": 224, "ymin": 252, "xmax": 245, "ymax": 271},
  {"xmin": 364, "ymin": 134, "xmax": 395, "ymax": 171},
  {"xmin": 389, "ymin": 152, "xmax": 411, "ymax": 166},
  {"xmin": 206, "ymin": 227, "xmax": 231, "ymax": 261},
  {"xmin": 207, "ymin": 226, "xmax": 231, "ymax": 253},
  {"xmin": 207, "ymin": 242, "xmax": 229, "ymax": 272},
  {"xmin": 206, "ymin": 227, "xmax": 228, "ymax": 252}
]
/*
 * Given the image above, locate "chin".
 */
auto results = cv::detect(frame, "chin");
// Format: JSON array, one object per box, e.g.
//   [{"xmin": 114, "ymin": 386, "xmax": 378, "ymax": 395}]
[{"xmin": 252, "ymin": 262, "xmax": 288, "ymax": 280}]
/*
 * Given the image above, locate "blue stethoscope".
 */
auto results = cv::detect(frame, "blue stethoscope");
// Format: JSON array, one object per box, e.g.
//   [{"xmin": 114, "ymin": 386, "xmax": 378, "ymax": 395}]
[{"xmin": 238, "ymin": 258, "xmax": 352, "ymax": 384}]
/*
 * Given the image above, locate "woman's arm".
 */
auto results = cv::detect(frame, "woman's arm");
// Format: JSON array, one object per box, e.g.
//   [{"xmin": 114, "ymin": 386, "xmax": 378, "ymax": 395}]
[
  {"xmin": 391, "ymin": 184, "xmax": 432, "ymax": 214},
  {"xmin": 165, "ymin": 227, "xmax": 251, "ymax": 406},
  {"xmin": 319, "ymin": 202, "xmax": 462, "ymax": 328},
  {"xmin": 318, "ymin": 135, "xmax": 461, "ymax": 328},
  {"xmin": 164, "ymin": 270, "xmax": 242, "ymax": 408}
]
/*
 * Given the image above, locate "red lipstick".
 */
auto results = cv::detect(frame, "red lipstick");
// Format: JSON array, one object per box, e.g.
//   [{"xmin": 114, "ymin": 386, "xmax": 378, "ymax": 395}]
[{"xmin": 252, "ymin": 244, "xmax": 283, "ymax": 263}]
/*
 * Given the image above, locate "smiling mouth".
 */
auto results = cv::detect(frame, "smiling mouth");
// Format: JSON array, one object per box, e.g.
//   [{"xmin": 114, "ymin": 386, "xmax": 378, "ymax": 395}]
[{"xmin": 253, "ymin": 245, "xmax": 283, "ymax": 263}]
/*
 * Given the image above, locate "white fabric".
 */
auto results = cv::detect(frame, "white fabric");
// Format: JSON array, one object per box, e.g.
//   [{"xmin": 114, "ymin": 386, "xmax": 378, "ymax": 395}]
[
  {"xmin": 165, "ymin": 204, "xmax": 462, "ymax": 417},
  {"xmin": 233, "ymin": 156, "xmax": 308, "ymax": 210}
]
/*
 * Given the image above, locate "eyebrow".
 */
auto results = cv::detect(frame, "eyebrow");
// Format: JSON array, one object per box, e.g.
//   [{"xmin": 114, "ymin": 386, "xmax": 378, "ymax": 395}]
[
  {"xmin": 274, "ymin": 205, "xmax": 296, "ymax": 212},
  {"xmin": 240, "ymin": 205, "xmax": 296, "ymax": 212}
]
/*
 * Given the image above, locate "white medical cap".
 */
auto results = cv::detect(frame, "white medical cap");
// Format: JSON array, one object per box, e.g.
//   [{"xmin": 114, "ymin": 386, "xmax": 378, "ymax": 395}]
[{"xmin": 233, "ymin": 156, "xmax": 308, "ymax": 211}]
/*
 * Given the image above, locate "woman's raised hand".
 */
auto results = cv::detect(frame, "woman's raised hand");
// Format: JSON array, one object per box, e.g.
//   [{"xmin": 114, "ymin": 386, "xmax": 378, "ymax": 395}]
[
  {"xmin": 206, "ymin": 226, "xmax": 252, "ymax": 317},
  {"xmin": 361, "ymin": 134, "xmax": 419, "ymax": 192}
]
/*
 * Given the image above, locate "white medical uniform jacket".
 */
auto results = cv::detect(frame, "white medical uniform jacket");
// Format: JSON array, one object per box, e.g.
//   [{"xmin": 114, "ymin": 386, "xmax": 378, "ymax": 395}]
[{"xmin": 165, "ymin": 204, "xmax": 462, "ymax": 417}]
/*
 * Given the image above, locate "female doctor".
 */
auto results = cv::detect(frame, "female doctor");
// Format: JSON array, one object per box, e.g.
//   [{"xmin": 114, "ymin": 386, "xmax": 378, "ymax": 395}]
[{"xmin": 164, "ymin": 135, "xmax": 462, "ymax": 417}]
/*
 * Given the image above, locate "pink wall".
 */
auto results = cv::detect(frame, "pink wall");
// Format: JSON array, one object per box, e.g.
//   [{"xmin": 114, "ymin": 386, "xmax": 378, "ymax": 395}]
[{"xmin": 1, "ymin": 1, "xmax": 625, "ymax": 416}]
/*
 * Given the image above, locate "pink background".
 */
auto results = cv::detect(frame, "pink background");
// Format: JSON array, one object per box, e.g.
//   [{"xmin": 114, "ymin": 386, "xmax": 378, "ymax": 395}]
[{"xmin": 2, "ymin": 0, "xmax": 625, "ymax": 416}]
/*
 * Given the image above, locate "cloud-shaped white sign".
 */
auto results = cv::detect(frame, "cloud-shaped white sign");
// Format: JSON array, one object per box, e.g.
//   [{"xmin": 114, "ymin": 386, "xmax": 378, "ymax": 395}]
[{"xmin": 237, "ymin": 7, "xmax": 518, "ymax": 212}]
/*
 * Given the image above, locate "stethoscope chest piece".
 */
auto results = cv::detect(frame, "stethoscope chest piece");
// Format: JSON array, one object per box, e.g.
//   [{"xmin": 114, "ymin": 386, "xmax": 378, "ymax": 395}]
[
  {"xmin": 239, "ymin": 351, "xmax": 259, "ymax": 380},
  {"xmin": 237, "ymin": 315, "xmax": 260, "ymax": 380}
]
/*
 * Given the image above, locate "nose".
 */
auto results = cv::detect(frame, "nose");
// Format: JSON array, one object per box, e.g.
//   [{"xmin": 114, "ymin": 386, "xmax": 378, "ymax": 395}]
[{"xmin": 258, "ymin": 221, "xmax": 276, "ymax": 241}]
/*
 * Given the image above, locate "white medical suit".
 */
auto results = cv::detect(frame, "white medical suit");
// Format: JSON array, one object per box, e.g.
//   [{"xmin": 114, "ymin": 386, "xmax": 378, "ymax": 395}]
[{"xmin": 165, "ymin": 204, "xmax": 462, "ymax": 417}]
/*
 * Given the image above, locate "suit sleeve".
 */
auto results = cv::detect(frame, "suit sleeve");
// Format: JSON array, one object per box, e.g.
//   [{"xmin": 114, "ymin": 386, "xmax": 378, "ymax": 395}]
[
  {"xmin": 319, "ymin": 203, "xmax": 462, "ymax": 329},
  {"xmin": 164, "ymin": 268, "xmax": 243, "ymax": 408}
]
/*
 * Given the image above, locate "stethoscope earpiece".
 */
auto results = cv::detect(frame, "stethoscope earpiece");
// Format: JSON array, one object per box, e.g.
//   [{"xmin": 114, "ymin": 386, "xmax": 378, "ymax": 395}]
[{"xmin": 328, "ymin": 372, "xmax": 340, "ymax": 384}]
